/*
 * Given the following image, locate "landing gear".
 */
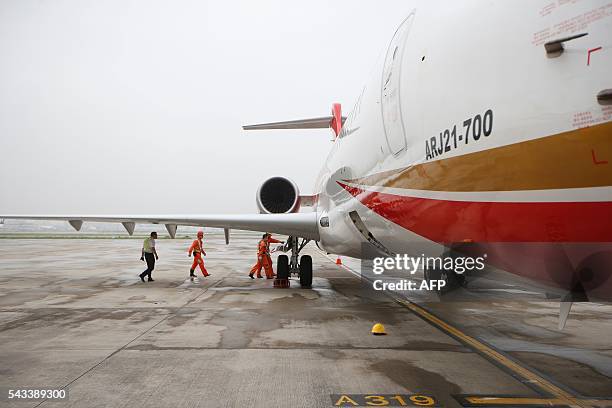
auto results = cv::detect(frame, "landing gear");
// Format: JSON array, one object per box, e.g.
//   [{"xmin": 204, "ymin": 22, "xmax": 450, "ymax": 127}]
[
  {"xmin": 276, "ymin": 236, "xmax": 311, "ymax": 287},
  {"xmin": 299, "ymin": 255, "xmax": 312, "ymax": 287},
  {"xmin": 277, "ymin": 255, "xmax": 289, "ymax": 279}
]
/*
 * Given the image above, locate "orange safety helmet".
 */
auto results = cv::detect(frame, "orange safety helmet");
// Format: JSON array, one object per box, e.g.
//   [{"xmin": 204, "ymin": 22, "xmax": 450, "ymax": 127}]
[{"xmin": 197, "ymin": 230, "xmax": 204, "ymax": 238}]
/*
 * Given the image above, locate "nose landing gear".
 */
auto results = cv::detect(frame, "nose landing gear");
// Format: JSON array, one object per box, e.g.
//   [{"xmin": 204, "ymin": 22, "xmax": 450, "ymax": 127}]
[{"xmin": 275, "ymin": 236, "xmax": 312, "ymax": 288}]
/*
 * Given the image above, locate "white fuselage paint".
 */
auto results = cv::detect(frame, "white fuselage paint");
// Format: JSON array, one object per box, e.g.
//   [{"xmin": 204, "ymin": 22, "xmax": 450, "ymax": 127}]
[{"xmin": 311, "ymin": 0, "xmax": 612, "ymax": 258}]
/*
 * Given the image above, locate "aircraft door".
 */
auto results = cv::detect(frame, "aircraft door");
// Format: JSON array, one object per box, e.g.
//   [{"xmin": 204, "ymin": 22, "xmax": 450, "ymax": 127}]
[{"xmin": 381, "ymin": 12, "xmax": 415, "ymax": 156}]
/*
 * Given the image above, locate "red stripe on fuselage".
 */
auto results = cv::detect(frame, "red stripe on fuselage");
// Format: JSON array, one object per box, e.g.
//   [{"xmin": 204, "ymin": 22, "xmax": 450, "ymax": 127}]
[{"xmin": 338, "ymin": 182, "xmax": 612, "ymax": 243}]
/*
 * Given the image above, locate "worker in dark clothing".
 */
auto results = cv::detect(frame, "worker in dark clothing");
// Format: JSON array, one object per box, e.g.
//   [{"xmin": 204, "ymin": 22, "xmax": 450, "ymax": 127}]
[{"xmin": 139, "ymin": 231, "xmax": 159, "ymax": 282}]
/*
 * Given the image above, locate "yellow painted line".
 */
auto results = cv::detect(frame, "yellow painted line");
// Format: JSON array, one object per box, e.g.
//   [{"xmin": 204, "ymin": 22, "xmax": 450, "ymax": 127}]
[
  {"xmin": 465, "ymin": 396, "xmax": 565, "ymax": 405},
  {"xmin": 396, "ymin": 300, "xmax": 591, "ymax": 408},
  {"xmin": 584, "ymin": 400, "xmax": 612, "ymax": 407},
  {"xmin": 464, "ymin": 396, "xmax": 612, "ymax": 407}
]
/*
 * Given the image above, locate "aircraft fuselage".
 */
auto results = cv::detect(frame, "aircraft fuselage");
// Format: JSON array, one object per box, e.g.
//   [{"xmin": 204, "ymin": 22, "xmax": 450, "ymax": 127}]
[{"xmin": 314, "ymin": 0, "xmax": 612, "ymax": 300}]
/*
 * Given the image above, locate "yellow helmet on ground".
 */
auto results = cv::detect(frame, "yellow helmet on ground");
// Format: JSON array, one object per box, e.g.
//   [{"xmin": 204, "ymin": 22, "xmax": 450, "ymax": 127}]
[{"xmin": 371, "ymin": 323, "xmax": 387, "ymax": 335}]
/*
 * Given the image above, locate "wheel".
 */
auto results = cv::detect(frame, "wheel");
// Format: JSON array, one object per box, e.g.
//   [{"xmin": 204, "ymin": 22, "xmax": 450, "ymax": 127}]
[
  {"xmin": 277, "ymin": 255, "xmax": 289, "ymax": 279},
  {"xmin": 299, "ymin": 255, "xmax": 312, "ymax": 288}
]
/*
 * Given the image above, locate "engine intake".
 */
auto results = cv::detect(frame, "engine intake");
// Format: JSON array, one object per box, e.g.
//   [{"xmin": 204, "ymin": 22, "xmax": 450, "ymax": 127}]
[{"xmin": 256, "ymin": 177, "xmax": 300, "ymax": 214}]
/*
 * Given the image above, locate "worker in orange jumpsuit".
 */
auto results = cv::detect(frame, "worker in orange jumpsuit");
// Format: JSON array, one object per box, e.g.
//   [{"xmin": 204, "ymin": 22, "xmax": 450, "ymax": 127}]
[
  {"xmin": 188, "ymin": 230, "xmax": 209, "ymax": 278},
  {"xmin": 249, "ymin": 233, "xmax": 283, "ymax": 279}
]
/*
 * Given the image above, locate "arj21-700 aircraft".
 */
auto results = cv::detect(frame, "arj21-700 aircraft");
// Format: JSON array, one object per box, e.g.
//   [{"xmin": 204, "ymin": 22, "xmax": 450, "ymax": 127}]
[{"xmin": 2, "ymin": 1, "xmax": 611, "ymax": 328}]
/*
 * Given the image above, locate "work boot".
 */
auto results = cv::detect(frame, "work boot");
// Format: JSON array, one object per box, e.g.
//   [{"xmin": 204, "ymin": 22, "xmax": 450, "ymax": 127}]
[{"xmin": 249, "ymin": 274, "xmax": 254, "ymax": 279}]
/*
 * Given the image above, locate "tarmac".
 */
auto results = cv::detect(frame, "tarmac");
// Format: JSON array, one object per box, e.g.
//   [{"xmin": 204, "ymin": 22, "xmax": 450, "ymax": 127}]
[{"xmin": 0, "ymin": 232, "xmax": 611, "ymax": 407}]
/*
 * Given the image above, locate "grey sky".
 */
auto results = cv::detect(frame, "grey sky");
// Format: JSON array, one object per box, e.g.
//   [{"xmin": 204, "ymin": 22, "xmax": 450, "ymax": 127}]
[{"xmin": 0, "ymin": 0, "xmax": 412, "ymax": 214}]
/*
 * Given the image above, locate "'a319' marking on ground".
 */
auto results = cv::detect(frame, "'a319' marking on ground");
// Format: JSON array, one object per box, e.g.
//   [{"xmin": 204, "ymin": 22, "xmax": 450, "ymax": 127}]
[{"xmin": 331, "ymin": 394, "xmax": 438, "ymax": 407}]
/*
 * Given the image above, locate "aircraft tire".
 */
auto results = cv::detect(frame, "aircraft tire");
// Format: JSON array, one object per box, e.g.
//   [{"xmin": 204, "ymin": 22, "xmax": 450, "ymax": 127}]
[
  {"xmin": 299, "ymin": 255, "xmax": 313, "ymax": 288},
  {"xmin": 277, "ymin": 255, "xmax": 289, "ymax": 279}
]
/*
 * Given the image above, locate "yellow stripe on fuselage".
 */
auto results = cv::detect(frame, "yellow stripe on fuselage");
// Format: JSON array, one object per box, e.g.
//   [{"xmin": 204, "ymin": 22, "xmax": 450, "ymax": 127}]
[{"xmin": 352, "ymin": 121, "xmax": 612, "ymax": 192}]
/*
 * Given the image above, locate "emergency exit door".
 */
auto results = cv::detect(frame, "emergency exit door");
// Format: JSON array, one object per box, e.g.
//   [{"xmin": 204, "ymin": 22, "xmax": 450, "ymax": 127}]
[{"xmin": 381, "ymin": 12, "xmax": 415, "ymax": 156}]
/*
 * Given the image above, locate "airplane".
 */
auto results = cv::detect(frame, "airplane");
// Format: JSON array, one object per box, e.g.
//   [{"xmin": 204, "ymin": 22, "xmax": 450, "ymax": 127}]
[{"xmin": 2, "ymin": 1, "xmax": 611, "ymax": 329}]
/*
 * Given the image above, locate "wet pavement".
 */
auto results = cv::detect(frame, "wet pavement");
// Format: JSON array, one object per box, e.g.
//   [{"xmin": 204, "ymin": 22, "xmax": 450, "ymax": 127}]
[{"xmin": 0, "ymin": 233, "xmax": 610, "ymax": 407}]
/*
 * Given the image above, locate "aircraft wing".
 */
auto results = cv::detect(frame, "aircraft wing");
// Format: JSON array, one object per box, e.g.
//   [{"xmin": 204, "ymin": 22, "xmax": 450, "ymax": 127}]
[
  {"xmin": 242, "ymin": 117, "xmax": 340, "ymax": 130},
  {"xmin": 242, "ymin": 103, "xmax": 346, "ymax": 136},
  {"xmin": 0, "ymin": 212, "xmax": 320, "ymax": 241}
]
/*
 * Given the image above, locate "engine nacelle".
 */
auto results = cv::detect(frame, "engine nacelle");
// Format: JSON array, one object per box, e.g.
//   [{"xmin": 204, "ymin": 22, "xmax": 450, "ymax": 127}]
[{"xmin": 256, "ymin": 177, "xmax": 300, "ymax": 214}]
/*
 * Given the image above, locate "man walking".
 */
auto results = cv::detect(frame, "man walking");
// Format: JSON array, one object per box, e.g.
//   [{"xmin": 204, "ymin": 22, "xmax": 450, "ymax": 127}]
[
  {"xmin": 139, "ymin": 231, "xmax": 158, "ymax": 282},
  {"xmin": 188, "ymin": 230, "xmax": 210, "ymax": 278}
]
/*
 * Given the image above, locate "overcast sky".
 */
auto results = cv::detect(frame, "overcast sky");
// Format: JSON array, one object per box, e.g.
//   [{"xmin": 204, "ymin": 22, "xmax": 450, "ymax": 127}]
[{"xmin": 0, "ymin": 0, "xmax": 413, "ymax": 214}]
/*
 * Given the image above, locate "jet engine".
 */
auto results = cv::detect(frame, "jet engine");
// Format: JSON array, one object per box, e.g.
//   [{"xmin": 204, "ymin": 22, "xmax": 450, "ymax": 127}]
[{"xmin": 256, "ymin": 177, "xmax": 300, "ymax": 214}]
